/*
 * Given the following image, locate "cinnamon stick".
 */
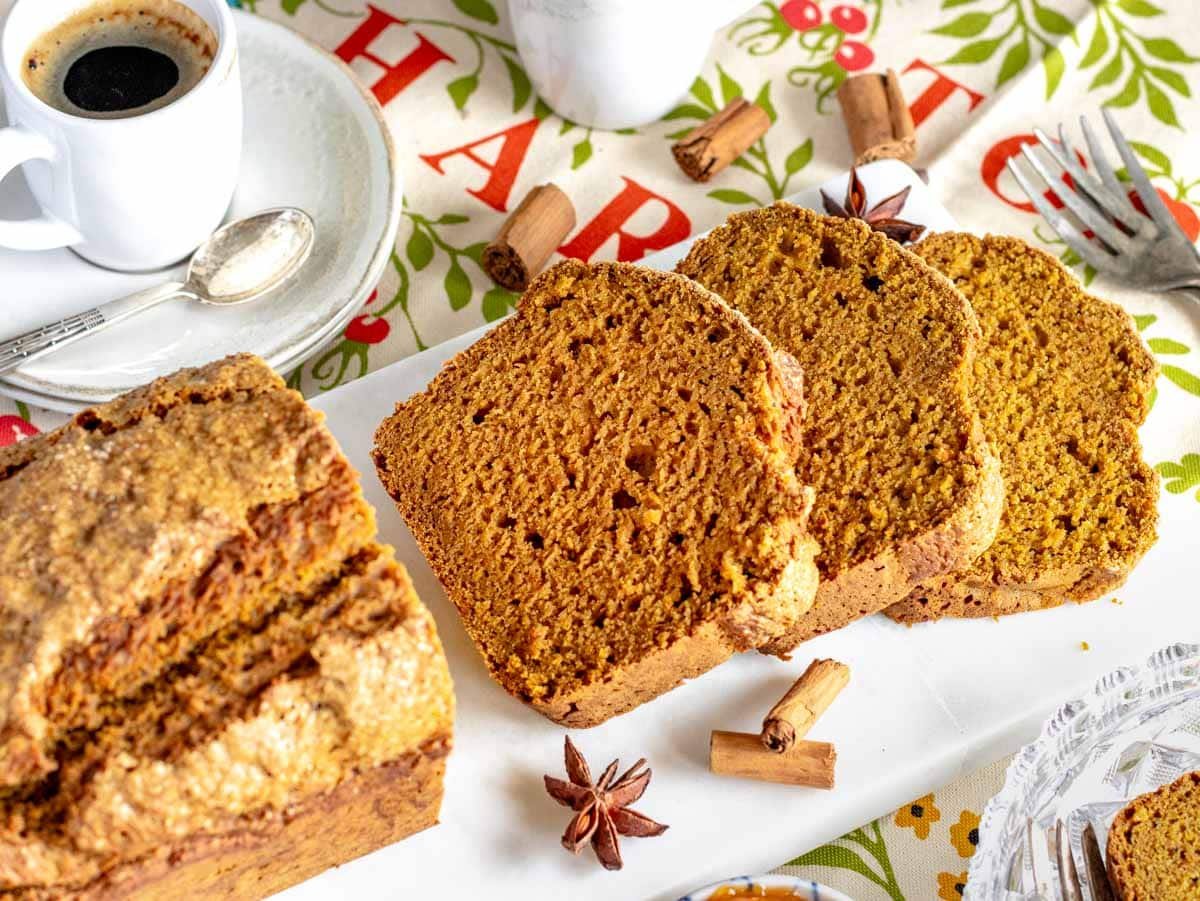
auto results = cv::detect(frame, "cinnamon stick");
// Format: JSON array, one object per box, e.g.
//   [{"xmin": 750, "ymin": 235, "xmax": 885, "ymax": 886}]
[
  {"xmin": 710, "ymin": 731, "xmax": 836, "ymax": 789},
  {"xmin": 836, "ymin": 69, "xmax": 916, "ymax": 166},
  {"xmin": 761, "ymin": 658, "xmax": 850, "ymax": 753},
  {"xmin": 482, "ymin": 183, "xmax": 576, "ymax": 292},
  {"xmin": 672, "ymin": 98, "xmax": 771, "ymax": 183}
]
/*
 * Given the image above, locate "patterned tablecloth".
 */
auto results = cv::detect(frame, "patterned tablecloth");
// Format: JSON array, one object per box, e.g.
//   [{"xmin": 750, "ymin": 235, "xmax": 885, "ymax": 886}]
[{"xmin": 4, "ymin": 0, "xmax": 1200, "ymax": 896}]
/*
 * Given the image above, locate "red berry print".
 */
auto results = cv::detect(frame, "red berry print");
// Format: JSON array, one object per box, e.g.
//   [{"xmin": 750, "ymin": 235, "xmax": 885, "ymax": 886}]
[
  {"xmin": 345, "ymin": 314, "xmax": 391, "ymax": 345},
  {"xmin": 780, "ymin": 0, "xmax": 822, "ymax": 31},
  {"xmin": 835, "ymin": 40, "xmax": 874, "ymax": 71},
  {"xmin": 0, "ymin": 415, "xmax": 37, "ymax": 448},
  {"xmin": 830, "ymin": 5, "xmax": 868, "ymax": 34}
]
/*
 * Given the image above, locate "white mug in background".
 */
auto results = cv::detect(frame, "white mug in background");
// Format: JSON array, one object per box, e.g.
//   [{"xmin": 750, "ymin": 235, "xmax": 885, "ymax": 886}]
[
  {"xmin": 507, "ymin": 0, "xmax": 755, "ymax": 131},
  {"xmin": 0, "ymin": 0, "xmax": 241, "ymax": 271}
]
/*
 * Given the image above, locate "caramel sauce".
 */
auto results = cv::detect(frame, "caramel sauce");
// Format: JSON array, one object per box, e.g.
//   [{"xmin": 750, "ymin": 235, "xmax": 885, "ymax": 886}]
[{"xmin": 708, "ymin": 886, "xmax": 808, "ymax": 899}]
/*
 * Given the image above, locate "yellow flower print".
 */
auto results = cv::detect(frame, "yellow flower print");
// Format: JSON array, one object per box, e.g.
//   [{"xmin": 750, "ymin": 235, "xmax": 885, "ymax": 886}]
[
  {"xmin": 894, "ymin": 792, "xmax": 941, "ymax": 840},
  {"xmin": 937, "ymin": 871, "xmax": 968, "ymax": 900},
  {"xmin": 951, "ymin": 809, "xmax": 981, "ymax": 858}
]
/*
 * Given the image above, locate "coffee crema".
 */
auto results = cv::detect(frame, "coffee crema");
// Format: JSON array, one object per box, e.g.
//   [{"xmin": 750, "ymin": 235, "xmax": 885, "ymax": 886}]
[{"xmin": 22, "ymin": 0, "xmax": 217, "ymax": 120}]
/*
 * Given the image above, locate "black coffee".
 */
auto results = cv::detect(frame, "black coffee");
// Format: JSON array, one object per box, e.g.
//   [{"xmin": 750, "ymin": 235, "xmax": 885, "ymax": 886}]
[{"xmin": 23, "ymin": 0, "xmax": 216, "ymax": 120}]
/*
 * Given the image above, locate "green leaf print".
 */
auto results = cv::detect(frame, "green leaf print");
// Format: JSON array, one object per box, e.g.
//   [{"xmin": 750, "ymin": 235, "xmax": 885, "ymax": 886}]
[
  {"xmin": 1081, "ymin": 19, "xmax": 1110, "ymax": 66},
  {"xmin": 1032, "ymin": 3, "xmax": 1073, "ymax": 35},
  {"xmin": 943, "ymin": 0, "xmax": 982, "ymax": 7},
  {"xmin": 1043, "ymin": 44, "xmax": 1066, "ymax": 97},
  {"xmin": 407, "ymin": 229, "xmax": 434, "ymax": 271},
  {"xmin": 1117, "ymin": 0, "xmax": 1162, "ymax": 14},
  {"xmin": 1105, "ymin": 72, "xmax": 1142, "ymax": 108},
  {"xmin": 1134, "ymin": 314, "xmax": 1158, "ymax": 331},
  {"xmin": 501, "ymin": 55, "xmax": 532, "ymax": 113},
  {"xmin": 785, "ymin": 139, "xmax": 814, "ymax": 175},
  {"xmin": 717, "ymin": 64, "xmax": 744, "ymax": 106},
  {"xmin": 280, "ymin": 0, "xmax": 306, "ymax": 14},
  {"xmin": 445, "ymin": 260, "xmax": 471, "ymax": 311},
  {"xmin": 1156, "ymin": 454, "xmax": 1200, "ymax": 500},
  {"xmin": 789, "ymin": 822, "xmax": 905, "ymax": 901},
  {"xmin": 1091, "ymin": 53, "xmax": 1125, "ymax": 89},
  {"xmin": 708, "ymin": 189, "xmax": 759, "ymax": 205},
  {"xmin": 690, "ymin": 76, "xmax": 717, "ymax": 112},
  {"xmin": 1078, "ymin": 4, "xmax": 1199, "ymax": 127},
  {"xmin": 1142, "ymin": 37, "xmax": 1197, "ymax": 63},
  {"xmin": 1148, "ymin": 338, "xmax": 1189, "ymax": 354},
  {"xmin": 932, "ymin": 11, "xmax": 994, "ymax": 37},
  {"xmin": 481, "ymin": 287, "xmax": 515, "ymax": 322},
  {"xmin": 1144, "ymin": 78, "xmax": 1180, "ymax": 126},
  {"xmin": 663, "ymin": 103, "xmax": 713, "ymax": 121},
  {"xmin": 998, "ymin": 39, "xmax": 1032, "ymax": 86},
  {"xmin": 452, "ymin": 0, "xmax": 499, "ymax": 26},
  {"xmin": 572, "ymin": 137, "xmax": 594, "ymax": 169},
  {"xmin": 942, "ymin": 37, "xmax": 1005, "ymax": 64},
  {"xmin": 447, "ymin": 74, "xmax": 479, "ymax": 110},
  {"xmin": 1163, "ymin": 365, "xmax": 1200, "ymax": 397}
]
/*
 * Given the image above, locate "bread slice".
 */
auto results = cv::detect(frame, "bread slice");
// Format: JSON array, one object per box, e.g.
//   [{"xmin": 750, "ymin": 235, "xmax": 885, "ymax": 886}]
[
  {"xmin": 374, "ymin": 259, "xmax": 820, "ymax": 727},
  {"xmin": 1107, "ymin": 771, "xmax": 1200, "ymax": 900},
  {"xmin": 0, "ymin": 355, "xmax": 454, "ymax": 897},
  {"xmin": 885, "ymin": 234, "xmax": 1157, "ymax": 622},
  {"xmin": 676, "ymin": 205, "xmax": 1001, "ymax": 653}
]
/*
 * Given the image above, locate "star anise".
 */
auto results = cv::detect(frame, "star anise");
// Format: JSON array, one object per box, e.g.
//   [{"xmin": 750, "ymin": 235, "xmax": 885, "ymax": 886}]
[
  {"xmin": 543, "ymin": 736, "xmax": 668, "ymax": 871},
  {"xmin": 820, "ymin": 167, "xmax": 926, "ymax": 244}
]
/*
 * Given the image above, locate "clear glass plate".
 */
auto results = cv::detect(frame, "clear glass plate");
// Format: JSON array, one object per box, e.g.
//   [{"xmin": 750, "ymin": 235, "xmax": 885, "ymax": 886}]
[{"xmin": 967, "ymin": 641, "xmax": 1200, "ymax": 900}]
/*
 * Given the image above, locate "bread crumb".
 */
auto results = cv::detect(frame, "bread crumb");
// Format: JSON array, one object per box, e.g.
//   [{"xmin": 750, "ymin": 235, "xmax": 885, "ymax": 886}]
[
  {"xmin": 1080, "ymin": 641, "xmax": 1090, "ymax": 651},
  {"xmin": 1111, "ymin": 597, "xmax": 1123, "ymax": 605}
]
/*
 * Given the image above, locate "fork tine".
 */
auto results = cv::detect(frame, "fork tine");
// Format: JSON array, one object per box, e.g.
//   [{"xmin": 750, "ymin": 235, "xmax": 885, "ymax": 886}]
[
  {"xmin": 1035, "ymin": 127, "xmax": 1136, "ymax": 225},
  {"xmin": 1006, "ymin": 158, "xmax": 1125, "ymax": 274},
  {"xmin": 1102, "ymin": 108, "xmax": 1179, "ymax": 232},
  {"xmin": 1077, "ymin": 118, "xmax": 1142, "ymax": 223},
  {"xmin": 1020, "ymin": 144, "xmax": 1132, "ymax": 251}
]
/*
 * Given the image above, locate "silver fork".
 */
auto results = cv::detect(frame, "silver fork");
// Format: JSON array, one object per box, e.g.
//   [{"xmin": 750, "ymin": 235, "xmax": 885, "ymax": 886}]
[
  {"xmin": 1005, "ymin": 110, "xmax": 1200, "ymax": 304},
  {"xmin": 1024, "ymin": 817, "xmax": 1115, "ymax": 901}
]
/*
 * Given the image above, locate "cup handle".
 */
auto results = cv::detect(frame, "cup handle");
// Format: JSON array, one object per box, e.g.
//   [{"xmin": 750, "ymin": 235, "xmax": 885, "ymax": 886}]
[{"xmin": 0, "ymin": 125, "xmax": 83, "ymax": 251}]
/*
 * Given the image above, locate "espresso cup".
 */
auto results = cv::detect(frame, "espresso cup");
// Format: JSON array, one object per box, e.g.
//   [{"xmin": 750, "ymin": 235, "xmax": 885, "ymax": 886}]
[
  {"xmin": 507, "ymin": 0, "xmax": 755, "ymax": 131},
  {"xmin": 0, "ymin": 0, "xmax": 241, "ymax": 271}
]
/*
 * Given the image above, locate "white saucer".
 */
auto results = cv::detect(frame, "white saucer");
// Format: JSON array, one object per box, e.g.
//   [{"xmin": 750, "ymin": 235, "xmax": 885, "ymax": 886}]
[{"xmin": 0, "ymin": 10, "xmax": 400, "ymax": 411}]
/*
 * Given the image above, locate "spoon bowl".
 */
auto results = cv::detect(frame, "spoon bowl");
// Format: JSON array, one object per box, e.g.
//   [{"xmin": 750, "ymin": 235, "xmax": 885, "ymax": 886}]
[
  {"xmin": 188, "ymin": 208, "xmax": 316, "ymax": 305},
  {"xmin": 0, "ymin": 208, "xmax": 317, "ymax": 374}
]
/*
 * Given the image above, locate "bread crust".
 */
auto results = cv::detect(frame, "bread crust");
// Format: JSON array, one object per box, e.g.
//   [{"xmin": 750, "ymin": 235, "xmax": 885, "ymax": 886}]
[
  {"xmin": 676, "ymin": 206, "xmax": 1001, "ymax": 655},
  {"xmin": 1106, "ymin": 771, "xmax": 1200, "ymax": 901},
  {"xmin": 374, "ymin": 260, "xmax": 820, "ymax": 727},
  {"xmin": 11, "ymin": 736, "xmax": 450, "ymax": 900},
  {"xmin": 884, "ymin": 234, "xmax": 1158, "ymax": 623}
]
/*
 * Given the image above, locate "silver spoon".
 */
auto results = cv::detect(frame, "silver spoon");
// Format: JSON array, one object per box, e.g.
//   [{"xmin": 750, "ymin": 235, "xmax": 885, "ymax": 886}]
[{"xmin": 0, "ymin": 208, "xmax": 316, "ymax": 375}]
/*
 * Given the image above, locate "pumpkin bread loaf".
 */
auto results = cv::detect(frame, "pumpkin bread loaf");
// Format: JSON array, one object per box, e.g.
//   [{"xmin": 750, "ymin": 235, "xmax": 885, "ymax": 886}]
[
  {"xmin": 885, "ymin": 234, "xmax": 1157, "ymax": 622},
  {"xmin": 1107, "ymin": 771, "xmax": 1200, "ymax": 900},
  {"xmin": 676, "ymin": 205, "xmax": 1001, "ymax": 653},
  {"xmin": 374, "ymin": 260, "xmax": 820, "ymax": 727},
  {"xmin": 0, "ymin": 355, "xmax": 454, "ymax": 899}
]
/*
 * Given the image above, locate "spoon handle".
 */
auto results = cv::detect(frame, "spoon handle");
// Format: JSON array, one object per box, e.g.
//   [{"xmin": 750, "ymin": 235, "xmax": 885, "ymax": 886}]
[{"xmin": 0, "ymin": 282, "xmax": 188, "ymax": 375}]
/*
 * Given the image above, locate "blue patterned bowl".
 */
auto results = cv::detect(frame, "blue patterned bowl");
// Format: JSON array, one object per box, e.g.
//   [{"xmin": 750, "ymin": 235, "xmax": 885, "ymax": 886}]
[{"xmin": 678, "ymin": 873, "xmax": 855, "ymax": 901}]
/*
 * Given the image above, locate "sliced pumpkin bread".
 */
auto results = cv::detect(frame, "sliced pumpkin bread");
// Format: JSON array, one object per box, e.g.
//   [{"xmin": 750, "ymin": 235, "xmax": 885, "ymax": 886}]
[
  {"xmin": 885, "ymin": 234, "xmax": 1157, "ymax": 622},
  {"xmin": 373, "ymin": 260, "xmax": 820, "ymax": 727},
  {"xmin": 676, "ymin": 205, "xmax": 1002, "ymax": 653},
  {"xmin": 1107, "ymin": 771, "xmax": 1200, "ymax": 900}
]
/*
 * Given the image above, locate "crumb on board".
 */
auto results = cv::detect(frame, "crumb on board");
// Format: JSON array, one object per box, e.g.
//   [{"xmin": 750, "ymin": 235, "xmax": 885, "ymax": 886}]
[
  {"xmin": 1080, "ymin": 641, "xmax": 1091, "ymax": 651},
  {"xmin": 1111, "ymin": 597, "xmax": 1123, "ymax": 605}
]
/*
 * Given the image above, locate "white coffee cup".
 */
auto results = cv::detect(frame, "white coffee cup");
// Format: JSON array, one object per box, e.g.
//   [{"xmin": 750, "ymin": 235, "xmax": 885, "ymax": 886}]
[
  {"xmin": 508, "ymin": 0, "xmax": 754, "ymax": 131},
  {"xmin": 0, "ymin": 0, "xmax": 241, "ymax": 271}
]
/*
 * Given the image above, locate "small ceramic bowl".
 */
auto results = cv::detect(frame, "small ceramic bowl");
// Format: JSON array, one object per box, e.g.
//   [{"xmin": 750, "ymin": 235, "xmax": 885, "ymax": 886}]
[{"xmin": 678, "ymin": 873, "xmax": 855, "ymax": 901}]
